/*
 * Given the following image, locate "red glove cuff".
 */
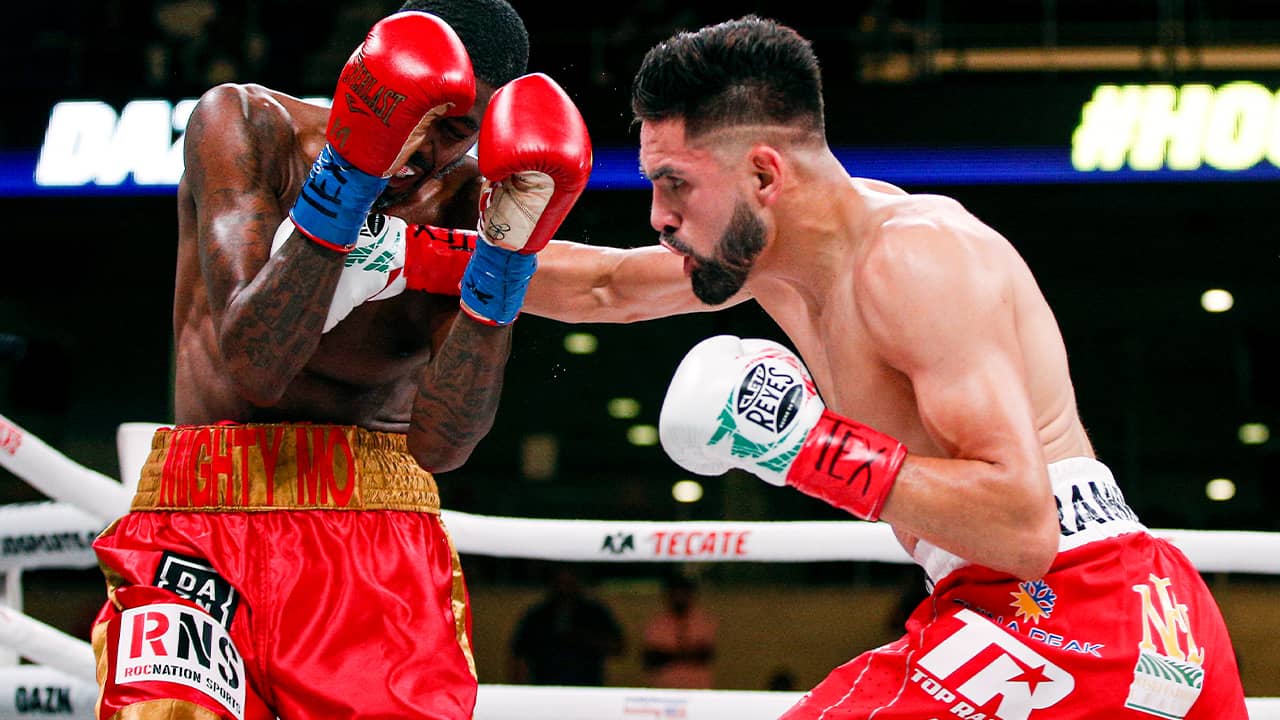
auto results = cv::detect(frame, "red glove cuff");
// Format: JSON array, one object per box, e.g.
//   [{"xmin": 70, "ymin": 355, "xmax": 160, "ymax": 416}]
[
  {"xmin": 403, "ymin": 224, "xmax": 476, "ymax": 296},
  {"xmin": 786, "ymin": 409, "xmax": 907, "ymax": 521},
  {"xmin": 458, "ymin": 302, "xmax": 505, "ymax": 327}
]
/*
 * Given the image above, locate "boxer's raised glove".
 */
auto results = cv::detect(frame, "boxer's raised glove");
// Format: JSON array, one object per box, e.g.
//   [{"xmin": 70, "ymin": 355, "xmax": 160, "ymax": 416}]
[
  {"xmin": 659, "ymin": 335, "xmax": 908, "ymax": 521},
  {"xmin": 460, "ymin": 73, "xmax": 592, "ymax": 325},
  {"xmin": 271, "ymin": 214, "xmax": 475, "ymax": 332},
  {"xmin": 289, "ymin": 11, "xmax": 475, "ymax": 252}
]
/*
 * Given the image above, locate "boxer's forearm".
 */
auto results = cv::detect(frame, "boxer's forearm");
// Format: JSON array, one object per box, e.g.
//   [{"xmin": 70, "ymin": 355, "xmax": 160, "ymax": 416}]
[
  {"xmin": 883, "ymin": 455, "xmax": 1060, "ymax": 581},
  {"xmin": 184, "ymin": 89, "xmax": 344, "ymax": 407},
  {"xmin": 219, "ymin": 233, "xmax": 343, "ymax": 404},
  {"xmin": 525, "ymin": 242, "xmax": 747, "ymax": 323},
  {"xmin": 408, "ymin": 317, "xmax": 512, "ymax": 472}
]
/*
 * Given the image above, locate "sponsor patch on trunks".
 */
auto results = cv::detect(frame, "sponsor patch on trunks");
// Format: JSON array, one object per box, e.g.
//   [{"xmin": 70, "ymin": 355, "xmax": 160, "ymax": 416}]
[
  {"xmin": 1124, "ymin": 574, "xmax": 1205, "ymax": 719},
  {"xmin": 115, "ymin": 603, "xmax": 246, "ymax": 720},
  {"xmin": 154, "ymin": 553, "xmax": 240, "ymax": 628},
  {"xmin": 914, "ymin": 608, "xmax": 1075, "ymax": 720}
]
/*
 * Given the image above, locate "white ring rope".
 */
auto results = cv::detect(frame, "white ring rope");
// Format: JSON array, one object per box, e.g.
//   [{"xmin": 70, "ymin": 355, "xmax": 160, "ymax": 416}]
[
  {"xmin": 4, "ymin": 413, "xmax": 1280, "ymax": 573},
  {"xmin": 0, "ymin": 413, "xmax": 131, "ymax": 524},
  {"xmin": 5, "ymin": 497, "xmax": 1280, "ymax": 574},
  {"xmin": 0, "ymin": 502, "xmax": 103, "ymax": 572},
  {"xmin": 2, "ymin": 415, "xmax": 1279, "ymax": 718},
  {"xmin": 1, "ymin": 649, "xmax": 1279, "ymax": 720},
  {"xmin": 0, "ymin": 666, "xmax": 98, "ymax": 718},
  {"xmin": 0, "ymin": 606, "xmax": 96, "ymax": 684}
]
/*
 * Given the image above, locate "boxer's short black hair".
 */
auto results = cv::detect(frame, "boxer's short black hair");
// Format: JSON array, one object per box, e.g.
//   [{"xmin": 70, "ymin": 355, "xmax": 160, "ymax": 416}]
[
  {"xmin": 398, "ymin": 0, "xmax": 529, "ymax": 87},
  {"xmin": 632, "ymin": 15, "xmax": 824, "ymax": 139}
]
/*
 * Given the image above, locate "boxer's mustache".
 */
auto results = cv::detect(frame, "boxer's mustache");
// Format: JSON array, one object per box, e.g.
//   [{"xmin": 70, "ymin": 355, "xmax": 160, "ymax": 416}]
[{"xmin": 659, "ymin": 231, "xmax": 691, "ymax": 256}]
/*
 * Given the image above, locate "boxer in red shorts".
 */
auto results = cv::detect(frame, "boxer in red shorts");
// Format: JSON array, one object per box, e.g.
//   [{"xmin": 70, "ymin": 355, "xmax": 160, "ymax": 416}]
[
  {"xmin": 93, "ymin": 424, "xmax": 472, "ymax": 719},
  {"xmin": 86, "ymin": 0, "xmax": 654, "ymax": 715},
  {"xmin": 636, "ymin": 15, "xmax": 1249, "ymax": 719},
  {"xmin": 90, "ymin": 3, "xmax": 532, "ymax": 715},
  {"xmin": 774, "ymin": 457, "xmax": 1243, "ymax": 719}
]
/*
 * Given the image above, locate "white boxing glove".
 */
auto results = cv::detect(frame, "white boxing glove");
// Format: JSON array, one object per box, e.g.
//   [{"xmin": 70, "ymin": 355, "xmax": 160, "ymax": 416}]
[
  {"xmin": 658, "ymin": 334, "xmax": 909, "ymax": 521},
  {"xmin": 271, "ymin": 213, "xmax": 408, "ymax": 333},
  {"xmin": 658, "ymin": 335, "xmax": 827, "ymax": 486}
]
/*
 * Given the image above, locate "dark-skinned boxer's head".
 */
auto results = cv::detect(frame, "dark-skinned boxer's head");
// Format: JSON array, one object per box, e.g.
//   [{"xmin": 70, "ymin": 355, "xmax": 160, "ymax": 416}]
[{"xmin": 398, "ymin": 0, "xmax": 528, "ymax": 87}]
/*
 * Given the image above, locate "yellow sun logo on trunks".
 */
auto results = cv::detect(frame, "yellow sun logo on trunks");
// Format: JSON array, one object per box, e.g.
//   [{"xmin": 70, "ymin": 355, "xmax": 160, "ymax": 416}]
[{"xmin": 1010, "ymin": 579, "xmax": 1057, "ymax": 625}]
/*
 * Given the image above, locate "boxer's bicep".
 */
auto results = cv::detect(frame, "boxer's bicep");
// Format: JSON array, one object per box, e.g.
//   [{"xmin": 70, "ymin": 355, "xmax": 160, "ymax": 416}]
[
  {"xmin": 858, "ymin": 229, "xmax": 1057, "ymax": 576},
  {"xmin": 523, "ymin": 242, "xmax": 645, "ymax": 322},
  {"xmin": 184, "ymin": 85, "xmax": 335, "ymax": 401},
  {"xmin": 891, "ymin": 301, "xmax": 1038, "ymax": 472},
  {"xmin": 860, "ymin": 228, "xmax": 1040, "ymax": 469}
]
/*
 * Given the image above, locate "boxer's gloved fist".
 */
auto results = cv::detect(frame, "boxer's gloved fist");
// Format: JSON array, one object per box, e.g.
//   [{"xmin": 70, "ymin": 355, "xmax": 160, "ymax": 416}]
[
  {"xmin": 659, "ymin": 336, "xmax": 825, "ymax": 485},
  {"xmin": 659, "ymin": 335, "xmax": 908, "ymax": 521},
  {"xmin": 326, "ymin": 11, "xmax": 474, "ymax": 179},
  {"xmin": 290, "ymin": 11, "xmax": 475, "ymax": 252},
  {"xmin": 272, "ymin": 214, "xmax": 475, "ymax": 332},
  {"xmin": 476, "ymin": 73, "xmax": 592, "ymax": 253},
  {"xmin": 460, "ymin": 73, "xmax": 592, "ymax": 326}
]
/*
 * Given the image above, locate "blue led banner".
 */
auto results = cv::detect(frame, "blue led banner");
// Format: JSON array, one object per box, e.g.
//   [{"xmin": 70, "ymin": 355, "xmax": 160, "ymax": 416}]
[{"xmin": 7, "ymin": 83, "xmax": 1280, "ymax": 197}]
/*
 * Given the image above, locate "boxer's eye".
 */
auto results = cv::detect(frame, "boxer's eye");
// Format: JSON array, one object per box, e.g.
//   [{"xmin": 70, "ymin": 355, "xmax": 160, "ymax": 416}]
[{"xmin": 440, "ymin": 118, "xmax": 475, "ymax": 143}]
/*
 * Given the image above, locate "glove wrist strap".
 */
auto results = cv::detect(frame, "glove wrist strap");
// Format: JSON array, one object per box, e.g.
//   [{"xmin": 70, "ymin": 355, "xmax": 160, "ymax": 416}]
[
  {"xmin": 289, "ymin": 144, "xmax": 388, "ymax": 251},
  {"xmin": 459, "ymin": 239, "xmax": 537, "ymax": 325},
  {"xmin": 786, "ymin": 409, "xmax": 907, "ymax": 521}
]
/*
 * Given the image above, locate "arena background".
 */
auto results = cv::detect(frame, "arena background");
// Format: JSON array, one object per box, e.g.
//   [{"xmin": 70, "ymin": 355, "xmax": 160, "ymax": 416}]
[{"xmin": 1, "ymin": 0, "xmax": 1278, "ymax": 698}]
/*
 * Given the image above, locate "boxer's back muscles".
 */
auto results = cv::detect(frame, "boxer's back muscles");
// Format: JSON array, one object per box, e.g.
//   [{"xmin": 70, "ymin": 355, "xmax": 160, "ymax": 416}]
[{"xmin": 174, "ymin": 83, "xmax": 479, "ymax": 432}]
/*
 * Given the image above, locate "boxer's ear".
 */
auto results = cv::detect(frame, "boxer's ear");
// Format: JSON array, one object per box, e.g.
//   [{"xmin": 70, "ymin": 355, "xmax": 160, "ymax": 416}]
[{"xmin": 748, "ymin": 145, "xmax": 783, "ymax": 207}]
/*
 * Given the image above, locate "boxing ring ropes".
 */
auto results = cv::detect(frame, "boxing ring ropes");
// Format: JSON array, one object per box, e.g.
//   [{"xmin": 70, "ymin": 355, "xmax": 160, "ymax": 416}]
[{"xmin": 1, "ymin": 413, "xmax": 1278, "ymax": 719}]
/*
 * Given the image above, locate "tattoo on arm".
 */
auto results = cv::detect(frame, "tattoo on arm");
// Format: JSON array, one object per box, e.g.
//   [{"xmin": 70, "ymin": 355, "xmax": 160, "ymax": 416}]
[
  {"xmin": 232, "ymin": 239, "xmax": 342, "ymax": 374},
  {"xmin": 410, "ymin": 317, "xmax": 513, "ymax": 468},
  {"xmin": 189, "ymin": 101, "xmax": 345, "ymax": 399}
]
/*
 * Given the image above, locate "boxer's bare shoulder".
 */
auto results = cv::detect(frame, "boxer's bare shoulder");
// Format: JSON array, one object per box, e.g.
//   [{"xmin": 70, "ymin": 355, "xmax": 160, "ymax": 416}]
[
  {"xmin": 857, "ymin": 188, "xmax": 998, "ymax": 266},
  {"xmin": 191, "ymin": 83, "xmax": 326, "ymax": 143},
  {"xmin": 850, "ymin": 176, "xmax": 909, "ymax": 197},
  {"xmin": 179, "ymin": 84, "xmax": 320, "ymax": 210}
]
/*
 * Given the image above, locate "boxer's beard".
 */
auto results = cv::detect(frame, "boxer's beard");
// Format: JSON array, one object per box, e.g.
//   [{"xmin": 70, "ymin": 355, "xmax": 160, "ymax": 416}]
[{"xmin": 684, "ymin": 200, "xmax": 765, "ymax": 305}]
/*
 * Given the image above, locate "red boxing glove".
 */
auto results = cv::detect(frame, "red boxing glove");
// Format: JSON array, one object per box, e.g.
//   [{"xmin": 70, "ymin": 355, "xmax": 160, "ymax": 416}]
[
  {"xmin": 329, "ymin": 10, "xmax": 476, "ymax": 179},
  {"xmin": 476, "ymin": 73, "xmax": 593, "ymax": 254},
  {"xmin": 403, "ymin": 223, "xmax": 476, "ymax": 295}
]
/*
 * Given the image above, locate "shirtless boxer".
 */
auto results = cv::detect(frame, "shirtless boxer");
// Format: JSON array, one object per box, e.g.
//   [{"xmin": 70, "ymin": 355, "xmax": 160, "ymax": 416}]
[
  {"xmin": 84, "ymin": 1, "xmax": 671, "ymax": 717},
  {"xmin": 640, "ymin": 16, "xmax": 1248, "ymax": 720}
]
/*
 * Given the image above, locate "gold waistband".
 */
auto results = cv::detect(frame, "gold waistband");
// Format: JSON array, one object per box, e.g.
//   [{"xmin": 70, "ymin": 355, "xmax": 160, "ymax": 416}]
[{"xmin": 130, "ymin": 424, "xmax": 440, "ymax": 513}]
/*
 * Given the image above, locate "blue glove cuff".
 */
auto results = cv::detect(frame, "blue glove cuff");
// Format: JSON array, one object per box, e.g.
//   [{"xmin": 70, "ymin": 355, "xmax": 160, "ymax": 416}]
[
  {"xmin": 460, "ymin": 240, "xmax": 537, "ymax": 325},
  {"xmin": 289, "ymin": 144, "xmax": 388, "ymax": 250}
]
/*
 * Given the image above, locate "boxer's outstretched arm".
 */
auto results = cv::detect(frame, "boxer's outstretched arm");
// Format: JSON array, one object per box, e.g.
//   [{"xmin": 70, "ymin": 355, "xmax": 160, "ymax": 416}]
[
  {"xmin": 858, "ymin": 223, "xmax": 1060, "ymax": 580},
  {"xmin": 184, "ymin": 84, "xmax": 343, "ymax": 405},
  {"xmin": 524, "ymin": 241, "xmax": 751, "ymax": 323}
]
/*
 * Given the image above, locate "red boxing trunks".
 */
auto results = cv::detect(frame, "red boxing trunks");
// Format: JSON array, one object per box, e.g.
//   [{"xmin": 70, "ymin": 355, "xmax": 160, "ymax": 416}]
[
  {"xmin": 90, "ymin": 423, "xmax": 476, "ymax": 720},
  {"xmin": 780, "ymin": 457, "xmax": 1247, "ymax": 720}
]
